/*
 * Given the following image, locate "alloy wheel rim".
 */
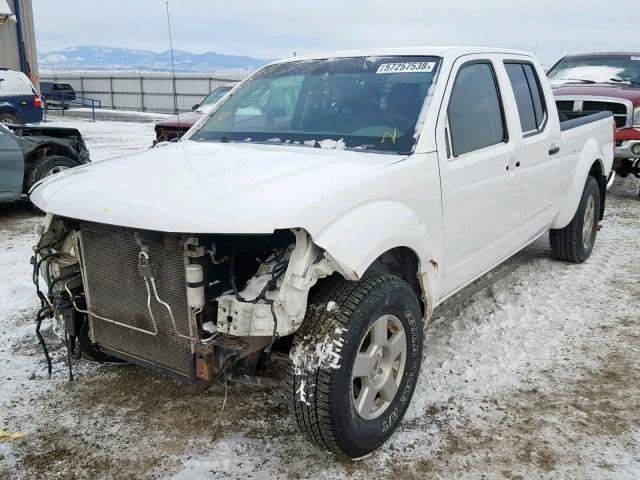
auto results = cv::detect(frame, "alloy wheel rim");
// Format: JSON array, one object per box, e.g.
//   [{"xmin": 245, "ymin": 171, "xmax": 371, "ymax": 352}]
[
  {"xmin": 0, "ymin": 118, "xmax": 16, "ymax": 124},
  {"xmin": 45, "ymin": 165, "xmax": 70, "ymax": 177},
  {"xmin": 351, "ymin": 314, "xmax": 407, "ymax": 420},
  {"xmin": 583, "ymin": 195, "xmax": 596, "ymax": 249}
]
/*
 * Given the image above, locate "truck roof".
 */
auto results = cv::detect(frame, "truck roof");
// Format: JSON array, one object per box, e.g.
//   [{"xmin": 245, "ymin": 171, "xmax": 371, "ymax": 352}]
[{"xmin": 270, "ymin": 46, "xmax": 532, "ymax": 65}]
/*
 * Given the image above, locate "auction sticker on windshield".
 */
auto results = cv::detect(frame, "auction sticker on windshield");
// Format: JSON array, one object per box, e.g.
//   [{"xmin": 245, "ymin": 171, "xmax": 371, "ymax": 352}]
[{"xmin": 377, "ymin": 62, "xmax": 436, "ymax": 74}]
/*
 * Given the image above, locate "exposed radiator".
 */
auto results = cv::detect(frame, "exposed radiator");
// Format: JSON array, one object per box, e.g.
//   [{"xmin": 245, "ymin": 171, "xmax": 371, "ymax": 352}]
[{"xmin": 79, "ymin": 223, "xmax": 193, "ymax": 377}]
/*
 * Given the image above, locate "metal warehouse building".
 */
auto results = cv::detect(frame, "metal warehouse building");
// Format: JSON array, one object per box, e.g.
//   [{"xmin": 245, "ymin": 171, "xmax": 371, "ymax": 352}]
[{"xmin": 0, "ymin": 0, "xmax": 38, "ymax": 85}]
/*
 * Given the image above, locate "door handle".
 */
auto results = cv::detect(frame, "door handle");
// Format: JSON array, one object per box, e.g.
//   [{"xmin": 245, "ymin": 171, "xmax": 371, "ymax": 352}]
[
  {"xmin": 506, "ymin": 159, "xmax": 521, "ymax": 171},
  {"xmin": 549, "ymin": 146, "xmax": 560, "ymax": 155}
]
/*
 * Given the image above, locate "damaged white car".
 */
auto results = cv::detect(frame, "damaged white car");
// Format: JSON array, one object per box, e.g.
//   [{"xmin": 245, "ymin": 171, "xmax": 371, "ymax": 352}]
[{"xmin": 30, "ymin": 47, "xmax": 613, "ymax": 458}]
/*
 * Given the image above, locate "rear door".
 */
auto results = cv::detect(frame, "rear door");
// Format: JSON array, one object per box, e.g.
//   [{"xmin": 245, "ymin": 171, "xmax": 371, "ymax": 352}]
[
  {"xmin": 503, "ymin": 60, "xmax": 563, "ymax": 236},
  {"xmin": 0, "ymin": 125, "xmax": 24, "ymax": 201},
  {"xmin": 435, "ymin": 56, "xmax": 523, "ymax": 296}
]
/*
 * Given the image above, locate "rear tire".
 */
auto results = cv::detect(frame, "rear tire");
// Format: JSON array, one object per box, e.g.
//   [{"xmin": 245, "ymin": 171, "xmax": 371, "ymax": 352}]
[
  {"xmin": 550, "ymin": 175, "xmax": 601, "ymax": 263},
  {"xmin": 287, "ymin": 273, "xmax": 423, "ymax": 458},
  {"xmin": 0, "ymin": 112, "xmax": 20, "ymax": 124}
]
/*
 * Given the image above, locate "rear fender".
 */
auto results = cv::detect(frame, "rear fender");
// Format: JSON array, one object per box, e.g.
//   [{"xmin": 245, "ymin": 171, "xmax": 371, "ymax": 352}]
[
  {"xmin": 0, "ymin": 102, "xmax": 23, "ymax": 122},
  {"xmin": 552, "ymin": 139, "xmax": 610, "ymax": 229}
]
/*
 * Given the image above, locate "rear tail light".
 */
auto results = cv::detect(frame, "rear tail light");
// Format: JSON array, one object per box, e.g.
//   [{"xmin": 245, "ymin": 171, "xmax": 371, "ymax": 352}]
[{"xmin": 34, "ymin": 95, "xmax": 42, "ymax": 108}]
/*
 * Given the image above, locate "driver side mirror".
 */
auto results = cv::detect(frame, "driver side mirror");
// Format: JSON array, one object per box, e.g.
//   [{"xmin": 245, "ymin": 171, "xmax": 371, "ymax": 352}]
[{"xmin": 191, "ymin": 103, "xmax": 200, "ymax": 111}]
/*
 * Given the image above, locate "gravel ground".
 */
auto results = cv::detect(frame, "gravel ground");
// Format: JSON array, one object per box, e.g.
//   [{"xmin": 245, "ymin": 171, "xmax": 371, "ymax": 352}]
[{"xmin": 0, "ymin": 115, "xmax": 638, "ymax": 479}]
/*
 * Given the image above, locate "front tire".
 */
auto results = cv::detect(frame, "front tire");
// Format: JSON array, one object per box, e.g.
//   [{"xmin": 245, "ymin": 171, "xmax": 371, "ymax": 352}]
[
  {"xmin": 33, "ymin": 155, "xmax": 79, "ymax": 183},
  {"xmin": 287, "ymin": 273, "xmax": 423, "ymax": 458},
  {"xmin": 550, "ymin": 175, "xmax": 601, "ymax": 263}
]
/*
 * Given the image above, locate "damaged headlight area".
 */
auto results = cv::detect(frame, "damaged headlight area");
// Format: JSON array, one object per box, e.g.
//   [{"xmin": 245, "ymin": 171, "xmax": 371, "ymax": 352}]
[{"xmin": 31, "ymin": 216, "xmax": 339, "ymax": 387}]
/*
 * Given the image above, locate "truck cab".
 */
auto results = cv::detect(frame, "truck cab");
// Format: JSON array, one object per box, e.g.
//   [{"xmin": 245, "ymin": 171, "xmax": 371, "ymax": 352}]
[{"xmin": 548, "ymin": 52, "xmax": 640, "ymax": 194}]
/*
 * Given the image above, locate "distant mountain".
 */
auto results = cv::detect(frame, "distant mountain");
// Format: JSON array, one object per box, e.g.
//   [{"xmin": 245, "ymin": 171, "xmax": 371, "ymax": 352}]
[{"xmin": 38, "ymin": 45, "xmax": 271, "ymax": 73}]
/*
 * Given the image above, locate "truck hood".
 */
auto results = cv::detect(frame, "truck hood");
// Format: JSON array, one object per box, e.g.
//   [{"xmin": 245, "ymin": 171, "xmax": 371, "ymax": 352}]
[
  {"xmin": 155, "ymin": 111, "xmax": 203, "ymax": 129},
  {"xmin": 30, "ymin": 140, "xmax": 403, "ymax": 233},
  {"xmin": 552, "ymin": 84, "xmax": 640, "ymax": 105}
]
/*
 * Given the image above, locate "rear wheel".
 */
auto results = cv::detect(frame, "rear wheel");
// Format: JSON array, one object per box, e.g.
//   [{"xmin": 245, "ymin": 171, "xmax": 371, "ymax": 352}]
[
  {"xmin": 550, "ymin": 175, "xmax": 601, "ymax": 263},
  {"xmin": 287, "ymin": 273, "xmax": 423, "ymax": 458},
  {"xmin": 0, "ymin": 112, "xmax": 20, "ymax": 124}
]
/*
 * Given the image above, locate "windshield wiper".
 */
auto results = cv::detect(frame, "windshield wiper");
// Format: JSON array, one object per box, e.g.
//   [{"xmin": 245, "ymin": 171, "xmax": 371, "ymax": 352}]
[
  {"xmin": 607, "ymin": 77, "xmax": 640, "ymax": 87},
  {"xmin": 556, "ymin": 78, "xmax": 597, "ymax": 84}
]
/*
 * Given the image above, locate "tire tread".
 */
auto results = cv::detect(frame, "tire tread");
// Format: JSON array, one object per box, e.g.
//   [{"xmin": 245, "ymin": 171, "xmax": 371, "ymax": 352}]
[{"xmin": 287, "ymin": 273, "xmax": 416, "ymax": 456}]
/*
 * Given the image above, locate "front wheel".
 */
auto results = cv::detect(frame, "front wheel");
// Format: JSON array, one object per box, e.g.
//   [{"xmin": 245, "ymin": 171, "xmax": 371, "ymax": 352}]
[
  {"xmin": 550, "ymin": 175, "xmax": 601, "ymax": 263},
  {"xmin": 287, "ymin": 273, "xmax": 424, "ymax": 458},
  {"xmin": 33, "ymin": 155, "xmax": 79, "ymax": 183}
]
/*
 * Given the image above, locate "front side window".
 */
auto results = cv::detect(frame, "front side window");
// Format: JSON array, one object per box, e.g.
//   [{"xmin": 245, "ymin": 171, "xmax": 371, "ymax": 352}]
[
  {"xmin": 505, "ymin": 62, "xmax": 547, "ymax": 134},
  {"xmin": 190, "ymin": 56, "xmax": 442, "ymax": 154},
  {"xmin": 448, "ymin": 62, "xmax": 506, "ymax": 157}
]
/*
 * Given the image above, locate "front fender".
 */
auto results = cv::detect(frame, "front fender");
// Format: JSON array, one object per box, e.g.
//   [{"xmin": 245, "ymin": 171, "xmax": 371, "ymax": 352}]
[
  {"xmin": 552, "ymin": 138, "xmax": 611, "ymax": 229},
  {"xmin": 311, "ymin": 200, "xmax": 438, "ymax": 313}
]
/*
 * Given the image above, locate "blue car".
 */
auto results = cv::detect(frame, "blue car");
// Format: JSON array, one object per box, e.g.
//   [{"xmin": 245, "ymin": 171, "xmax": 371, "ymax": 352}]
[
  {"xmin": 0, "ymin": 123, "xmax": 90, "ymax": 203},
  {"xmin": 0, "ymin": 68, "xmax": 43, "ymax": 124}
]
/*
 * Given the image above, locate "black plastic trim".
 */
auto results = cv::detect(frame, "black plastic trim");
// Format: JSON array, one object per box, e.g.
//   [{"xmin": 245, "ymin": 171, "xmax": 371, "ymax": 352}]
[{"xmin": 560, "ymin": 111, "xmax": 612, "ymax": 132}]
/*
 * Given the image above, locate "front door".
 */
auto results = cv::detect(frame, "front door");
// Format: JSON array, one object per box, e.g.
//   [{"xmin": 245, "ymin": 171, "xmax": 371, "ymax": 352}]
[
  {"xmin": 0, "ymin": 126, "xmax": 24, "ymax": 201},
  {"xmin": 435, "ymin": 57, "xmax": 523, "ymax": 297}
]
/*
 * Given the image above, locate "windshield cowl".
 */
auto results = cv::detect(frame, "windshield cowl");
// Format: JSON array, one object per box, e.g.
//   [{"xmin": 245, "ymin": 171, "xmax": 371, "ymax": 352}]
[{"xmin": 192, "ymin": 135, "xmax": 410, "ymax": 155}]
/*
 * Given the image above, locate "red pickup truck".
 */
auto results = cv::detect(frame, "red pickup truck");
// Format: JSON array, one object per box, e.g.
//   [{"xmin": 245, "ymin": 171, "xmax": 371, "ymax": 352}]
[
  {"xmin": 154, "ymin": 85, "xmax": 234, "ymax": 144},
  {"xmin": 548, "ymin": 52, "xmax": 640, "ymax": 196}
]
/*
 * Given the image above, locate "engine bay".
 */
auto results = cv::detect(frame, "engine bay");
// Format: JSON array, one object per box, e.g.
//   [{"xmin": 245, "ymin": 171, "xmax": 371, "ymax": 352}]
[{"xmin": 32, "ymin": 215, "xmax": 337, "ymax": 387}]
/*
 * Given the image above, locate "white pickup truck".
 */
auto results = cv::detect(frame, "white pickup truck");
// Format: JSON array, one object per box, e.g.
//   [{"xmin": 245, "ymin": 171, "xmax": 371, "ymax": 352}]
[{"xmin": 31, "ymin": 47, "xmax": 613, "ymax": 458}]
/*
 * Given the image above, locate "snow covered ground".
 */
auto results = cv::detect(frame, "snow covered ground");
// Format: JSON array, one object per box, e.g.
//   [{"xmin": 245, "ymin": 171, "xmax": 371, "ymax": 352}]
[
  {"xmin": 40, "ymin": 112, "xmax": 163, "ymax": 161},
  {"xmin": 0, "ymin": 115, "xmax": 638, "ymax": 479}
]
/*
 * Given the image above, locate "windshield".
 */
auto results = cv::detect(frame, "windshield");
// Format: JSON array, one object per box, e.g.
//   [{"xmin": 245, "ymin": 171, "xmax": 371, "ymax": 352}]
[
  {"xmin": 548, "ymin": 55, "xmax": 640, "ymax": 86},
  {"xmin": 199, "ymin": 86, "xmax": 233, "ymax": 108},
  {"xmin": 189, "ymin": 56, "xmax": 441, "ymax": 153}
]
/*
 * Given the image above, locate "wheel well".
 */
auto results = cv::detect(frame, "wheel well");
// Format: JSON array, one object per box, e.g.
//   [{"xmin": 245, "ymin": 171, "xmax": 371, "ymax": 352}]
[
  {"xmin": 23, "ymin": 144, "xmax": 77, "ymax": 191},
  {"xmin": 365, "ymin": 247, "xmax": 425, "ymax": 314},
  {"xmin": 588, "ymin": 160, "xmax": 606, "ymax": 220},
  {"xmin": 0, "ymin": 104, "xmax": 22, "ymax": 122}
]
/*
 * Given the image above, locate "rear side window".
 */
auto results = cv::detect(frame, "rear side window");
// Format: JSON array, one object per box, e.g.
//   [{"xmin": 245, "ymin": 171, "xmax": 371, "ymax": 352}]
[
  {"xmin": 448, "ymin": 62, "xmax": 506, "ymax": 157},
  {"xmin": 523, "ymin": 65, "xmax": 546, "ymax": 126},
  {"xmin": 505, "ymin": 62, "xmax": 547, "ymax": 135}
]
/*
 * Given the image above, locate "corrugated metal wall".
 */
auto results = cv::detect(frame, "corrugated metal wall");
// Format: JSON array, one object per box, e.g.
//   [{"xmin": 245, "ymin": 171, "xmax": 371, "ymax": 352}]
[
  {"xmin": 40, "ymin": 72, "xmax": 246, "ymax": 114},
  {"xmin": 0, "ymin": 0, "xmax": 38, "ymax": 80}
]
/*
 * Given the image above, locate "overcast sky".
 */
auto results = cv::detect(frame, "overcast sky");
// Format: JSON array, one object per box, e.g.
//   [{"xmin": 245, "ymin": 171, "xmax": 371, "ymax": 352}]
[{"xmin": 33, "ymin": 0, "xmax": 640, "ymax": 65}]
